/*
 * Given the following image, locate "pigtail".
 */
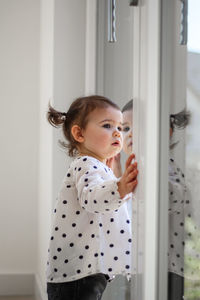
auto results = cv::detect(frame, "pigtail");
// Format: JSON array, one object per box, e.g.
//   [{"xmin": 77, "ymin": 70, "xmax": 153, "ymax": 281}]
[
  {"xmin": 170, "ymin": 108, "xmax": 191, "ymax": 131},
  {"xmin": 47, "ymin": 103, "xmax": 67, "ymax": 128},
  {"xmin": 47, "ymin": 102, "xmax": 77, "ymax": 156}
]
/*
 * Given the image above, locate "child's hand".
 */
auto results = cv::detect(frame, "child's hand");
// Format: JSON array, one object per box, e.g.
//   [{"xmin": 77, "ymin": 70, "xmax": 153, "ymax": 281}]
[
  {"xmin": 117, "ymin": 153, "xmax": 138, "ymax": 198},
  {"xmin": 106, "ymin": 153, "xmax": 122, "ymax": 178}
]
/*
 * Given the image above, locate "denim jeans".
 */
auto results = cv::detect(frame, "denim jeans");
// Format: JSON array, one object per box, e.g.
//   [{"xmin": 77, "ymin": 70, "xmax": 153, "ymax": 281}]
[
  {"xmin": 168, "ymin": 272, "xmax": 184, "ymax": 300},
  {"xmin": 47, "ymin": 273, "xmax": 107, "ymax": 300}
]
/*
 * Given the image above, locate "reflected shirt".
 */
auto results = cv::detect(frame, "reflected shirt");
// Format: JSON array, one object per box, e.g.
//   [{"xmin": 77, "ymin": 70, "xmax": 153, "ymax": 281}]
[
  {"xmin": 46, "ymin": 156, "xmax": 132, "ymax": 283},
  {"xmin": 168, "ymin": 157, "xmax": 192, "ymax": 277}
]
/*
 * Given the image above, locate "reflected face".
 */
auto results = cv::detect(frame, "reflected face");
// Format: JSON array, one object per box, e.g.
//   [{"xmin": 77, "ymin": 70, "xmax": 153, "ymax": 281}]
[
  {"xmin": 80, "ymin": 106, "xmax": 123, "ymax": 162},
  {"xmin": 170, "ymin": 127, "xmax": 173, "ymax": 138},
  {"xmin": 122, "ymin": 109, "xmax": 133, "ymax": 155}
]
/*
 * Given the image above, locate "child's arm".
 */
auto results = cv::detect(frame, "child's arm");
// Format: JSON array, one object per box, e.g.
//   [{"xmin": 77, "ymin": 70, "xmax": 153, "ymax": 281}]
[
  {"xmin": 74, "ymin": 157, "xmax": 136, "ymax": 214},
  {"xmin": 117, "ymin": 153, "xmax": 138, "ymax": 199}
]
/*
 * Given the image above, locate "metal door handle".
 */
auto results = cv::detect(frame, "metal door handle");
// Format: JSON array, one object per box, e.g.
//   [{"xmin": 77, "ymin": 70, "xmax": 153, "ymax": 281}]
[
  {"xmin": 130, "ymin": 0, "xmax": 139, "ymax": 6},
  {"xmin": 180, "ymin": 0, "xmax": 188, "ymax": 45},
  {"xmin": 108, "ymin": 0, "xmax": 116, "ymax": 42}
]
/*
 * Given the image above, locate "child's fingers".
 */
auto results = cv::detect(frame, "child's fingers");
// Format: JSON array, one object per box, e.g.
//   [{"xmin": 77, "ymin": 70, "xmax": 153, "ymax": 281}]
[
  {"xmin": 126, "ymin": 169, "xmax": 138, "ymax": 183},
  {"xmin": 125, "ymin": 153, "xmax": 135, "ymax": 169},
  {"xmin": 106, "ymin": 157, "xmax": 114, "ymax": 165},
  {"xmin": 114, "ymin": 153, "xmax": 121, "ymax": 161},
  {"xmin": 126, "ymin": 162, "xmax": 138, "ymax": 175},
  {"xmin": 127, "ymin": 180, "xmax": 138, "ymax": 192},
  {"xmin": 106, "ymin": 157, "xmax": 114, "ymax": 168},
  {"xmin": 125, "ymin": 153, "xmax": 135, "ymax": 168}
]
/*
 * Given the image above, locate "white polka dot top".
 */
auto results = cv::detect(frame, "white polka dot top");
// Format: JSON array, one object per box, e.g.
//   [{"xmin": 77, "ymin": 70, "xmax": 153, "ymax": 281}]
[
  {"xmin": 46, "ymin": 156, "xmax": 132, "ymax": 283},
  {"xmin": 168, "ymin": 157, "xmax": 192, "ymax": 277}
]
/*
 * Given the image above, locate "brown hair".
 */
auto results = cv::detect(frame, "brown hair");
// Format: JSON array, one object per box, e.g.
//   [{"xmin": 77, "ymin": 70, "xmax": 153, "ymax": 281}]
[
  {"xmin": 170, "ymin": 108, "xmax": 191, "ymax": 132},
  {"xmin": 47, "ymin": 95, "xmax": 120, "ymax": 157},
  {"xmin": 122, "ymin": 99, "xmax": 133, "ymax": 113}
]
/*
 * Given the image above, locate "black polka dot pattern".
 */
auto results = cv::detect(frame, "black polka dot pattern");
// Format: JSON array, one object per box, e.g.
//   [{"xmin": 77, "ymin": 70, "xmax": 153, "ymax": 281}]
[
  {"xmin": 168, "ymin": 157, "xmax": 196, "ymax": 278},
  {"xmin": 46, "ymin": 155, "xmax": 132, "ymax": 283}
]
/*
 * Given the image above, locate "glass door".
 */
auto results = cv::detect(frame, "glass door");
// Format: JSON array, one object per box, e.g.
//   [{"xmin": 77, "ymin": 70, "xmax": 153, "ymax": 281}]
[
  {"xmin": 94, "ymin": 0, "xmax": 161, "ymax": 299},
  {"xmin": 159, "ymin": 0, "xmax": 200, "ymax": 299},
  {"xmin": 96, "ymin": 1, "xmax": 134, "ymax": 299}
]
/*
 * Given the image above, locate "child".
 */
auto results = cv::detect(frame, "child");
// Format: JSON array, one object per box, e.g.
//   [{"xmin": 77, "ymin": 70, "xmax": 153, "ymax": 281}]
[
  {"xmin": 168, "ymin": 109, "xmax": 191, "ymax": 300},
  {"xmin": 46, "ymin": 95, "xmax": 138, "ymax": 300},
  {"xmin": 106, "ymin": 99, "xmax": 133, "ymax": 178}
]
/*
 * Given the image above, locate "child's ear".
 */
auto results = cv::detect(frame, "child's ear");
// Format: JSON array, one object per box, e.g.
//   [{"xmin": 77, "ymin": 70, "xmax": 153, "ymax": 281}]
[{"xmin": 71, "ymin": 125, "xmax": 84, "ymax": 143}]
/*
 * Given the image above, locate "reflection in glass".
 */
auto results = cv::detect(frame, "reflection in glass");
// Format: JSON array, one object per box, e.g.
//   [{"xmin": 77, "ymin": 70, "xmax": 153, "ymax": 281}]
[
  {"xmin": 168, "ymin": 110, "xmax": 191, "ymax": 300},
  {"xmin": 168, "ymin": 2, "xmax": 200, "ymax": 299},
  {"xmin": 122, "ymin": 100, "xmax": 133, "ymax": 156},
  {"xmin": 184, "ymin": 0, "xmax": 200, "ymax": 297}
]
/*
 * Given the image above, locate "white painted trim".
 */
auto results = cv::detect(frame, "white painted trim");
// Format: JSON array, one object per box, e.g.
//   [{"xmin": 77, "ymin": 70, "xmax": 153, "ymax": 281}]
[
  {"xmin": 85, "ymin": 0, "xmax": 97, "ymax": 95},
  {"xmin": 0, "ymin": 273, "xmax": 34, "ymax": 295},
  {"xmin": 131, "ymin": 4, "xmax": 143, "ymax": 300},
  {"xmin": 131, "ymin": 2, "xmax": 161, "ymax": 299},
  {"xmin": 140, "ymin": 0, "xmax": 161, "ymax": 299},
  {"xmin": 35, "ymin": 274, "xmax": 48, "ymax": 300},
  {"xmin": 157, "ymin": 1, "xmax": 173, "ymax": 299},
  {"xmin": 96, "ymin": 0, "xmax": 105, "ymax": 95}
]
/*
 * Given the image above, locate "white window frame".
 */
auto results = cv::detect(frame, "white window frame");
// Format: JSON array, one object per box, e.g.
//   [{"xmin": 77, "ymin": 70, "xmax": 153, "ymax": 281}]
[
  {"xmin": 135, "ymin": 1, "xmax": 162, "ymax": 299},
  {"xmin": 85, "ymin": 1, "xmax": 165, "ymax": 299}
]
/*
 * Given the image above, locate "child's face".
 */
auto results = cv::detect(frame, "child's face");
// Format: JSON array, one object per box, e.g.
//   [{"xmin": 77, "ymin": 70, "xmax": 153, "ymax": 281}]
[
  {"xmin": 79, "ymin": 106, "xmax": 123, "ymax": 163},
  {"xmin": 122, "ymin": 109, "xmax": 133, "ymax": 155}
]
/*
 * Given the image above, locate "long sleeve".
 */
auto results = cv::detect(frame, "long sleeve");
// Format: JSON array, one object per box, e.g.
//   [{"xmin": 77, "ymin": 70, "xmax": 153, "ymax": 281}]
[
  {"xmin": 47, "ymin": 155, "xmax": 133, "ymax": 283},
  {"xmin": 168, "ymin": 159, "xmax": 187, "ymax": 215},
  {"xmin": 73, "ymin": 156, "xmax": 128, "ymax": 214}
]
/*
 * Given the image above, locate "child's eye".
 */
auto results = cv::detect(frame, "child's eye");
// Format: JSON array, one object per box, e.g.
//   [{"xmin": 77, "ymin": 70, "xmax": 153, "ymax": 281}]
[
  {"xmin": 123, "ymin": 126, "xmax": 130, "ymax": 132},
  {"xmin": 117, "ymin": 126, "xmax": 122, "ymax": 132},
  {"xmin": 103, "ymin": 123, "xmax": 111, "ymax": 129}
]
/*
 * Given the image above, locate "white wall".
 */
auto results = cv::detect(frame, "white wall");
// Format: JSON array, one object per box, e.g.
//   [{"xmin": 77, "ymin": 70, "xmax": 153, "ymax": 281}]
[
  {"xmin": 0, "ymin": 0, "xmax": 39, "ymax": 280},
  {"xmin": 53, "ymin": 0, "xmax": 87, "ymax": 201},
  {"xmin": 0, "ymin": 0, "xmax": 88, "ymax": 297},
  {"xmin": 37, "ymin": 1, "xmax": 87, "ymax": 298},
  {"xmin": 36, "ymin": 0, "xmax": 54, "ymax": 298}
]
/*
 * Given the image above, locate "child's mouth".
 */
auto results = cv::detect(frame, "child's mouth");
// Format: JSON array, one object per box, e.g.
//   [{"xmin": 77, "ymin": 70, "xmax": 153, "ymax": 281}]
[{"xmin": 112, "ymin": 141, "xmax": 120, "ymax": 146}]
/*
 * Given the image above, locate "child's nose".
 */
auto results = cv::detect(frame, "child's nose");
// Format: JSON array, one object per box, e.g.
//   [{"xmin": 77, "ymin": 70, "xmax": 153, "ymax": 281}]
[{"xmin": 113, "ymin": 129, "xmax": 121, "ymax": 137}]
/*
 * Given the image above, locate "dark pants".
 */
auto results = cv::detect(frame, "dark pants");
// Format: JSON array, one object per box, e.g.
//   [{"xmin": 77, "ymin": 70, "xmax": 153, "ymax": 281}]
[
  {"xmin": 168, "ymin": 272, "xmax": 184, "ymax": 300},
  {"xmin": 47, "ymin": 273, "xmax": 107, "ymax": 300}
]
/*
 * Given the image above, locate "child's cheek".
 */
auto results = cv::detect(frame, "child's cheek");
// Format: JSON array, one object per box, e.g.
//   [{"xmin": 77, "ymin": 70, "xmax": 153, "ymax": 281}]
[{"xmin": 99, "ymin": 135, "xmax": 110, "ymax": 147}]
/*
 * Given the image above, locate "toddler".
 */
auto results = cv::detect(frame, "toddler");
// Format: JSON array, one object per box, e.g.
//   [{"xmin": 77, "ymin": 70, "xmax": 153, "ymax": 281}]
[{"xmin": 46, "ymin": 95, "xmax": 138, "ymax": 300}]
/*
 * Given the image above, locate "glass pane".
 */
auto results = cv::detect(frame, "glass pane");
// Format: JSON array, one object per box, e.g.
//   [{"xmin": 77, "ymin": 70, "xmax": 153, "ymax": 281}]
[
  {"xmin": 96, "ymin": 1, "xmax": 134, "ymax": 299},
  {"xmin": 167, "ymin": 1, "xmax": 200, "ymax": 299},
  {"xmin": 185, "ymin": 0, "xmax": 200, "ymax": 298}
]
